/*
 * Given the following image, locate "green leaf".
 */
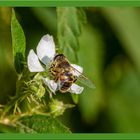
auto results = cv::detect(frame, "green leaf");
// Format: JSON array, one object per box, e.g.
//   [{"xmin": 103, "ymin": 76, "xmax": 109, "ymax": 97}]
[
  {"xmin": 0, "ymin": 123, "xmax": 18, "ymax": 133},
  {"xmin": 17, "ymin": 115, "xmax": 71, "ymax": 133},
  {"xmin": 71, "ymin": 94, "xmax": 79, "ymax": 104},
  {"xmin": 57, "ymin": 7, "xmax": 86, "ymax": 63},
  {"xmin": 11, "ymin": 9, "xmax": 26, "ymax": 74},
  {"xmin": 57, "ymin": 7, "xmax": 86, "ymax": 103}
]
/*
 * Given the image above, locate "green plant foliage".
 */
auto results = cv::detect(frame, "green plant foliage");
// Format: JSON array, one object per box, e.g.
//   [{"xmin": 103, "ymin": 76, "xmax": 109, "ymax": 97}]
[
  {"xmin": 17, "ymin": 115, "xmax": 71, "ymax": 133},
  {"xmin": 11, "ymin": 9, "xmax": 26, "ymax": 74},
  {"xmin": 0, "ymin": 8, "xmax": 74, "ymax": 133},
  {"xmin": 57, "ymin": 7, "xmax": 86, "ymax": 63},
  {"xmin": 0, "ymin": 123, "xmax": 18, "ymax": 133},
  {"xmin": 0, "ymin": 115, "xmax": 71, "ymax": 133},
  {"xmin": 57, "ymin": 7, "xmax": 86, "ymax": 104},
  {"xmin": 1, "ymin": 7, "xmax": 140, "ymax": 133},
  {"xmin": 71, "ymin": 94, "xmax": 79, "ymax": 104}
]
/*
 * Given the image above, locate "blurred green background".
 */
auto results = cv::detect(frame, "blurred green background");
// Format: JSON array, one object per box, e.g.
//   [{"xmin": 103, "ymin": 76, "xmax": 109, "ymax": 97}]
[{"xmin": 0, "ymin": 7, "xmax": 140, "ymax": 133}]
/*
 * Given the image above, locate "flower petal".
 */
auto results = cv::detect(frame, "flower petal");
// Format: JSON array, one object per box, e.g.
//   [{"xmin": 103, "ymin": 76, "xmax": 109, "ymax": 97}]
[
  {"xmin": 68, "ymin": 83, "xmax": 84, "ymax": 94},
  {"xmin": 27, "ymin": 49, "xmax": 45, "ymax": 72},
  {"xmin": 36, "ymin": 34, "xmax": 56, "ymax": 66},
  {"xmin": 44, "ymin": 78, "xmax": 57, "ymax": 93},
  {"xmin": 71, "ymin": 64, "xmax": 83, "ymax": 77}
]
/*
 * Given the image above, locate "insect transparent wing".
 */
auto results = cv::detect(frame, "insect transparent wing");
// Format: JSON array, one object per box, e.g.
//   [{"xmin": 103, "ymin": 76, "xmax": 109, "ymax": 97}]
[
  {"xmin": 71, "ymin": 66, "xmax": 96, "ymax": 89},
  {"xmin": 78, "ymin": 74, "xmax": 96, "ymax": 89},
  {"xmin": 71, "ymin": 64, "xmax": 83, "ymax": 77}
]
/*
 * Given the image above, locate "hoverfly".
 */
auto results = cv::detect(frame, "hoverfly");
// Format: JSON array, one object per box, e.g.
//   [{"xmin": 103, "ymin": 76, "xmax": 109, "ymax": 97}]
[{"xmin": 49, "ymin": 54, "xmax": 95, "ymax": 93}]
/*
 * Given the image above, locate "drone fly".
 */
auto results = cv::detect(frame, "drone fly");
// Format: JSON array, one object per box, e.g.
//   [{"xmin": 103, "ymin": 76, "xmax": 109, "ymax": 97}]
[{"xmin": 49, "ymin": 54, "xmax": 95, "ymax": 93}]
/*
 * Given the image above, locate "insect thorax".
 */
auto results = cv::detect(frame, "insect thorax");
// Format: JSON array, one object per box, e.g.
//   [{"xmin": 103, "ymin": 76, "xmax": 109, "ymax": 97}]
[{"xmin": 49, "ymin": 54, "xmax": 71, "ymax": 78}]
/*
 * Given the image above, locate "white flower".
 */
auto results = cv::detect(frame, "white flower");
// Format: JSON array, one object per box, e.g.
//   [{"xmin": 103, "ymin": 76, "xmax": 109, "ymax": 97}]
[{"xmin": 27, "ymin": 34, "xmax": 84, "ymax": 94}]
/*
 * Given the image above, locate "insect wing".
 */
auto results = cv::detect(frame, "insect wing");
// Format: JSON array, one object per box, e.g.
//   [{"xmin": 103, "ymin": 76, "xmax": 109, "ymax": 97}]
[
  {"xmin": 71, "ymin": 66, "xmax": 96, "ymax": 89},
  {"xmin": 78, "ymin": 74, "xmax": 96, "ymax": 89}
]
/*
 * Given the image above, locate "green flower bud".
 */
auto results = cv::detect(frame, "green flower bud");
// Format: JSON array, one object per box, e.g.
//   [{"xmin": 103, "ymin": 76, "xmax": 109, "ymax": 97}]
[
  {"xmin": 30, "ymin": 80, "xmax": 45, "ymax": 99},
  {"xmin": 49, "ymin": 100, "xmax": 75, "ymax": 117}
]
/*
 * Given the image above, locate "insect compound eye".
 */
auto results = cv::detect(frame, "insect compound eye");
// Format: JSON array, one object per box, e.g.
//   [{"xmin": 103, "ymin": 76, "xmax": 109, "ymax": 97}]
[{"xmin": 54, "ymin": 54, "xmax": 65, "ymax": 61}]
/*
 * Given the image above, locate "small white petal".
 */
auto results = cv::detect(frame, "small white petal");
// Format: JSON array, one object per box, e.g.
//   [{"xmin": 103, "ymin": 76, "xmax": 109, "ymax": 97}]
[
  {"xmin": 44, "ymin": 78, "xmax": 57, "ymax": 93},
  {"xmin": 27, "ymin": 49, "xmax": 45, "ymax": 72},
  {"xmin": 71, "ymin": 64, "xmax": 83, "ymax": 77},
  {"xmin": 36, "ymin": 34, "xmax": 56, "ymax": 66},
  {"xmin": 69, "ymin": 83, "xmax": 84, "ymax": 94}
]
